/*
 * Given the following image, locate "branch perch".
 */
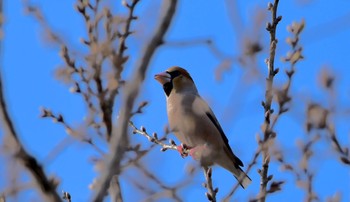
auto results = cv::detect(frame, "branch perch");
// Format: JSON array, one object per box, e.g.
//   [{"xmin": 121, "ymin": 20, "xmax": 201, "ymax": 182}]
[
  {"xmin": 129, "ymin": 121, "xmax": 178, "ymax": 152},
  {"xmin": 203, "ymin": 167, "xmax": 218, "ymax": 202}
]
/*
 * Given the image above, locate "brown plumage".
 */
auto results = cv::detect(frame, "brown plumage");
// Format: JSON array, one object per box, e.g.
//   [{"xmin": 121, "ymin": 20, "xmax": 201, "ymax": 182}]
[{"xmin": 155, "ymin": 66, "xmax": 252, "ymax": 188}]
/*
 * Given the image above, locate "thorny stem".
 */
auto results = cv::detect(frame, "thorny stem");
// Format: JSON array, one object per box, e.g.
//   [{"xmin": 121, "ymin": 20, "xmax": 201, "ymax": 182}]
[{"xmin": 260, "ymin": 1, "xmax": 281, "ymax": 201}]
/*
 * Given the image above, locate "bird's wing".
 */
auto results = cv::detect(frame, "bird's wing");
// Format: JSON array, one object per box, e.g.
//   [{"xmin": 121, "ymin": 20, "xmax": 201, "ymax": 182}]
[{"xmin": 193, "ymin": 95, "xmax": 244, "ymax": 167}]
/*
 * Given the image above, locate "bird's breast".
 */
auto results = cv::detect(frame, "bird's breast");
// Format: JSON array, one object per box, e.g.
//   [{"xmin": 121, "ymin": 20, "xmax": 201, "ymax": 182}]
[{"xmin": 166, "ymin": 96, "xmax": 208, "ymax": 147}]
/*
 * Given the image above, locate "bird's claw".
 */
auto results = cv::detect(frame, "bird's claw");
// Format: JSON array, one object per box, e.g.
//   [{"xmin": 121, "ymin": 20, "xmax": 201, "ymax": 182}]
[{"xmin": 177, "ymin": 143, "xmax": 190, "ymax": 158}]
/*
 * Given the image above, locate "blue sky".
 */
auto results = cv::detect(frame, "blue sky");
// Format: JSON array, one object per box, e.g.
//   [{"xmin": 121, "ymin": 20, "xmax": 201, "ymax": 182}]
[{"xmin": 1, "ymin": 0, "xmax": 350, "ymax": 201}]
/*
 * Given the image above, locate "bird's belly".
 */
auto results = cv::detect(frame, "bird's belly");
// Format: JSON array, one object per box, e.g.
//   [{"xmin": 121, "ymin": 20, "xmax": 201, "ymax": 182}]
[
  {"xmin": 169, "ymin": 112, "xmax": 208, "ymax": 147},
  {"xmin": 168, "ymin": 107, "xmax": 221, "ymax": 166}
]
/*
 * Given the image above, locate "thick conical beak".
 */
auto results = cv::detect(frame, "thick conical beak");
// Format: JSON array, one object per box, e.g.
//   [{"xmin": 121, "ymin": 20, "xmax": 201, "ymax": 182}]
[{"xmin": 154, "ymin": 72, "xmax": 171, "ymax": 85}]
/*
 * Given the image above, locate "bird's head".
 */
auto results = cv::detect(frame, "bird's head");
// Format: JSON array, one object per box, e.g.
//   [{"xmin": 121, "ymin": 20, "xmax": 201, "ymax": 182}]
[{"xmin": 154, "ymin": 66, "xmax": 197, "ymax": 96}]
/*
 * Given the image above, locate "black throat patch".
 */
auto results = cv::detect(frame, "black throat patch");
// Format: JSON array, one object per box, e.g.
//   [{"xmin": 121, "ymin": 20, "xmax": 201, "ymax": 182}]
[
  {"xmin": 162, "ymin": 70, "xmax": 181, "ymax": 97},
  {"xmin": 163, "ymin": 82, "xmax": 173, "ymax": 96}
]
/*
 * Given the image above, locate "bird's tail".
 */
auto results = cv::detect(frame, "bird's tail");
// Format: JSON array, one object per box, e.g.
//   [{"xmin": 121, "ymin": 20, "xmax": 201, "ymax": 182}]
[{"xmin": 232, "ymin": 167, "xmax": 252, "ymax": 189}]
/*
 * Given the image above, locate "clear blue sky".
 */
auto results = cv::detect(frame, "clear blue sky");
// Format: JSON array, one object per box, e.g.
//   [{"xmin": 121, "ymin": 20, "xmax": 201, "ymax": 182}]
[{"xmin": 1, "ymin": 0, "xmax": 350, "ymax": 201}]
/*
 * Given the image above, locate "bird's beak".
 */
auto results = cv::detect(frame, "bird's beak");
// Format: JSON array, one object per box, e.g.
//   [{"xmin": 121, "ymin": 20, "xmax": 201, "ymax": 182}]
[{"xmin": 154, "ymin": 72, "xmax": 171, "ymax": 85}]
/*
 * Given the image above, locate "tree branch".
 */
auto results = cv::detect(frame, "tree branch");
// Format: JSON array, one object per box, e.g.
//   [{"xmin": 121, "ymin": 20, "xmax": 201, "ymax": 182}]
[
  {"xmin": 129, "ymin": 121, "xmax": 178, "ymax": 152},
  {"xmin": 91, "ymin": 0, "xmax": 178, "ymax": 201},
  {"xmin": 259, "ymin": 1, "xmax": 281, "ymax": 201},
  {"xmin": 203, "ymin": 167, "xmax": 218, "ymax": 202},
  {"xmin": 0, "ymin": 20, "xmax": 61, "ymax": 202}
]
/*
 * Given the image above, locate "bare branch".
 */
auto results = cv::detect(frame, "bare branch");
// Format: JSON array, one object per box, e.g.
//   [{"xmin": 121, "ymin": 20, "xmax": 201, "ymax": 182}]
[
  {"xmin": 271, "ymin": 19, "xmax": 305, "ymax": 129},
  {"xmin": 0, "ymin": 1, "xmax": 61, "ymax": 200},
  {"xmin": 259, "ymin": 1, "xmax": 281, "ymax": 201},
  {"xmin": 109, "ymin": 175, "xmax": 123, "ymax": 202},
  {"xmin": 326, "ymin": 119, "xmax": 350, "ymax": 166},
  {"xmin": 40, "ymin": 107, "xmax": 105, "ymax": 155},
  {"xmin": 203, "ymin": 167, "xmax": 218, "ymax": 202},
  {"xmin": 0, "ymin": 54, "xmax": 61, "ymax": 201},
  {"xmin": 91, "ymin": 1, "xmax": 178, "ymax": 201},
  {"xmin": 0, "ymin": 88, "xmax": 61, "ymax": 201},
  {"xmin": 129, "ymin": 121, "xmax": 178, "ymax": 152}
]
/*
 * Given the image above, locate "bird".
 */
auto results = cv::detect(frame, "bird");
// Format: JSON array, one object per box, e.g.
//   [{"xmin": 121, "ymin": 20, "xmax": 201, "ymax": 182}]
[{"xmin": 154, "ymin": 66, "xmax": 252, "ymax": 189}]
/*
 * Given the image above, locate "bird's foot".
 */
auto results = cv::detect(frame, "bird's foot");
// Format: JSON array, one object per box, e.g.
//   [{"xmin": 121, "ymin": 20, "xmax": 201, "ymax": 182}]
[{"xmin": 177, "ymin": 143, "xmax": 191, "ymax": 158}]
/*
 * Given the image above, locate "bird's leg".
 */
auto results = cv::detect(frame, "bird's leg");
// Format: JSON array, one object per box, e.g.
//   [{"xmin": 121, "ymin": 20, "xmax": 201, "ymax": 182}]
[
  {"xmin": 188, "ymin": 147, "xmax": 197, "ymax": 157},
  {"xmin": 177, "ymin": 143, "xmax": 191, "ymax": 158},
  {"xmin": 188, "ymin": 144, "xmax": 210, "ymax": 162},
  {"xmin": 188, "ymin": 145, "xmax": 203, "ymax": 161}
]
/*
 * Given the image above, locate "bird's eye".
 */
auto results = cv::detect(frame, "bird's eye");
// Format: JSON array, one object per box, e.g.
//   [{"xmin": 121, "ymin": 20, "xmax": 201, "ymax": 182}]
[{"xmin": 168, "ymin": 70, "xmax": 181, "ymax": 79}]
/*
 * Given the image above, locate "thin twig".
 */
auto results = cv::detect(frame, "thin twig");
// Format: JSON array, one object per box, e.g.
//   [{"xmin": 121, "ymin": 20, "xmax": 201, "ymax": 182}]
[
  {"xmin": 270, "ymin": 19, "xmax": 305, "ymax": 129},
  {"xmin": 77, "ymin": 0, "xmax": 111, "ymax": 139},
  {"xmin": 259, "ymin": 1, "xmax": 281, "ymax": 201},
  {"xmin": 129, "ymin": 121, "xmax": 178, "ymax": 152},
  {"xmin": 40, "ymin": 108, "xmax": 105, "ymax": 156},
  {"xmin": 164, "ymin": 38, "xmax": 231, "ymax": 60},
  {"xmin": 325, "ymin": 121, "xmax": 350, "ymax": 166},
  {"xmin": 203, "ymin": 167, "xmax": 218, "ymax": 202},
  {"xmin": 257, "ymin": 19, "xmax": 304, "ymax": 202},
  {"xmin": 274, "ymin": 133, "xmax": 320, "ymax": 202},
  {"xmin": 107, "ymin": 0, "xmax": 141, "ymax": 140}
]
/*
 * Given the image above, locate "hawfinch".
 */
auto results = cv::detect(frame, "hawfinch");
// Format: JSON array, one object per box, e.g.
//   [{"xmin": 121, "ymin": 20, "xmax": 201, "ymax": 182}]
[{"xmin": 154, "ymin": 66, "xmax": 251, "ymax": 188}]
